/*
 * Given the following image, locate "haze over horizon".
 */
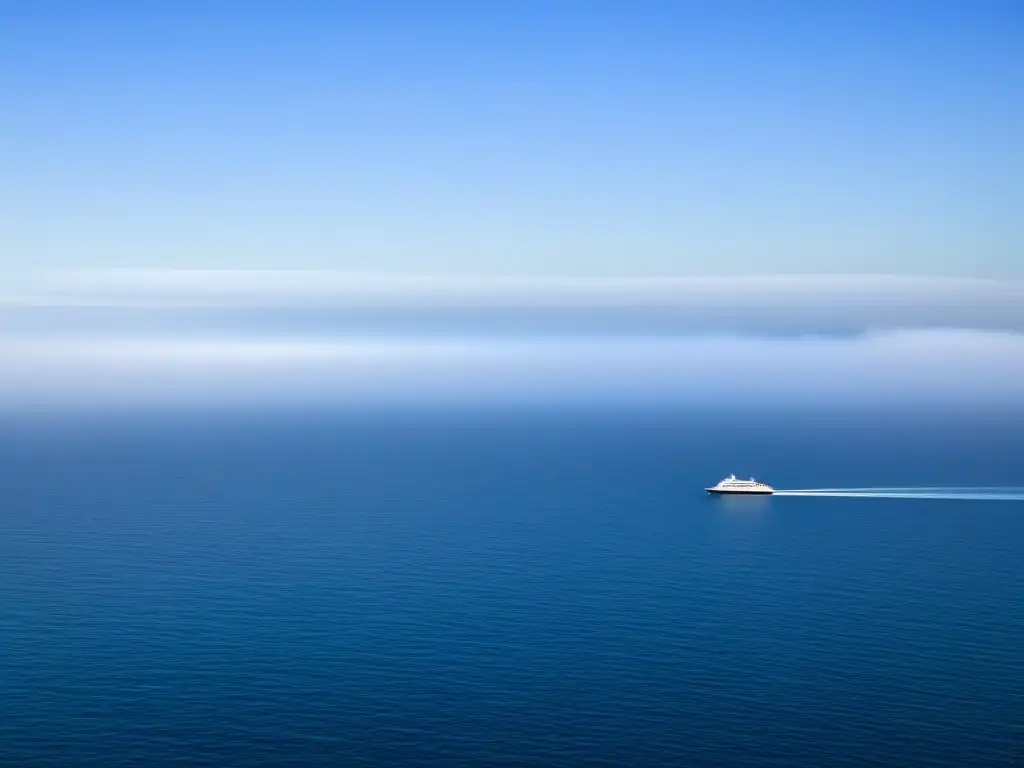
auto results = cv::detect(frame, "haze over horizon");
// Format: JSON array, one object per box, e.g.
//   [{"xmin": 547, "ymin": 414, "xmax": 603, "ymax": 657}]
[{"xmin": 1, "ymin": 270, "xmax": 1021, "ymax": 410}]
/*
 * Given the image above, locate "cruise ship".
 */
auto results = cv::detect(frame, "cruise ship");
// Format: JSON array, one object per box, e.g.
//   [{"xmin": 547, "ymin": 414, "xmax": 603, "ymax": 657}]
[{"xmin": 706, "ymin": 475, "xmax": 774, "ymax": 495}]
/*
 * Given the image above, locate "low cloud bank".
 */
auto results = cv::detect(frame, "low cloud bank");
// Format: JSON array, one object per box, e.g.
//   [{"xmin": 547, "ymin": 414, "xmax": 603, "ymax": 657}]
[
  {"xmin": 4, "ymin": 271, "xmax": 1023, "ymax": 336},
  {"xmin": 2, "ymin": 272, "xmax": 1020, "ymax": 409},
  {"xmin": 0, "ymin": 328, "xmax": 1020, "ymax": 409}
]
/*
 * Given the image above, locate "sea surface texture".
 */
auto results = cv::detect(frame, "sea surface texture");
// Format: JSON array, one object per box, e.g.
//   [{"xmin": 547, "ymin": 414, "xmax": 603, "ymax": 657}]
[{"xmin": 1, "ymin": 409, "xmax": 1021, "ymax": 767}]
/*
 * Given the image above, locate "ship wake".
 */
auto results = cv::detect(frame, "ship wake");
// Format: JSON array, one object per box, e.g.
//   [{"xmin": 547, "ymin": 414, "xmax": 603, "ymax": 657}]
[{"xmin": 774, "ymin": 487, "xmax": 1024, "ymax": 501}]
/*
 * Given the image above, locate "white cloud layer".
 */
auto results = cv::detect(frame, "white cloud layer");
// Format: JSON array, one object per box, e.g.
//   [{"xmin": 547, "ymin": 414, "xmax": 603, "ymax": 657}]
[
  {"xmin": 2, "ymin": 271, "xmax": 1021, "ymax": 409},
  {"xmin": 0, "ymin": 329, "xmax": 1021, "ymax": 409},
  {"xmin": 4, "ymin": 270, "xmax": 1023, "ymax": 339}
]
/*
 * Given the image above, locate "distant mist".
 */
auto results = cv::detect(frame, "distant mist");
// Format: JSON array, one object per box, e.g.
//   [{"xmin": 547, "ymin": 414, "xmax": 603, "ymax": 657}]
[
  {"xmin": 4, "ymin": 271, "xmax": 1023, "ymax": 338},
  {"xmin": 0, "ymin": 330, "xmax": 1020, "ymax": 410},
  {"xmin": 0, "ymin": 271, "xmax": 1021, "ymax": 409}
]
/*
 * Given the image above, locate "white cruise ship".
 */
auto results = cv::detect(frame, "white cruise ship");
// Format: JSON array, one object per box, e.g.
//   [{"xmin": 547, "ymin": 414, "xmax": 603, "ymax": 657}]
[{"xmin": 705, "ymin": 474, "xmax": 774, "ymax": 495}]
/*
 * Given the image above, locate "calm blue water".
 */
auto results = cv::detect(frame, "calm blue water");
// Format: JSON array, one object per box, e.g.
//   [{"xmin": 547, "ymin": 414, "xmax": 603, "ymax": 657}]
[{"xmin": 0, "ymin": 408, "xmax": 1021, "ymax": 767}]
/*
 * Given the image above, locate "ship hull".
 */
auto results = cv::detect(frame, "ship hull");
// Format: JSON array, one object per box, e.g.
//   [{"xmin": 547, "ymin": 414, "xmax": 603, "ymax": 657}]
[{"xmin": 706, "ymin": 488, "xmax": 773, "ymax": 495}]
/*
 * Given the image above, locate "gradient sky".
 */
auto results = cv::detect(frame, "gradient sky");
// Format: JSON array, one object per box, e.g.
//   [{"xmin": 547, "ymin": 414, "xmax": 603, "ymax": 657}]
[{"xmin": 3, "ymin": 1, "xmax": 1022, "ymax": 276}]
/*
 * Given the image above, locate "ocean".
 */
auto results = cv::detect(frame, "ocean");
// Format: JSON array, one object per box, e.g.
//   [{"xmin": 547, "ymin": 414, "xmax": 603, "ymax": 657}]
[{"xmin": 0, "ymin": 407, "xmax": 1021, "ymax": 767}]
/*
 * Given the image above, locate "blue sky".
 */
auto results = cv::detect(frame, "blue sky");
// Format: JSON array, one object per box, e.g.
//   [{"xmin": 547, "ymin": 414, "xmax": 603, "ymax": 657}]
[{"xmin": 3, "ymin": 1, "xmax": 1022, "ymax": 276}]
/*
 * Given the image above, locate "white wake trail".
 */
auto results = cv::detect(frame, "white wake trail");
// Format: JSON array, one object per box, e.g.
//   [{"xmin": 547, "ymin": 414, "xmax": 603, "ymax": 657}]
[{"xmin": 774, "ymin": 487, "xmax": 1024, "ymax": 501}]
